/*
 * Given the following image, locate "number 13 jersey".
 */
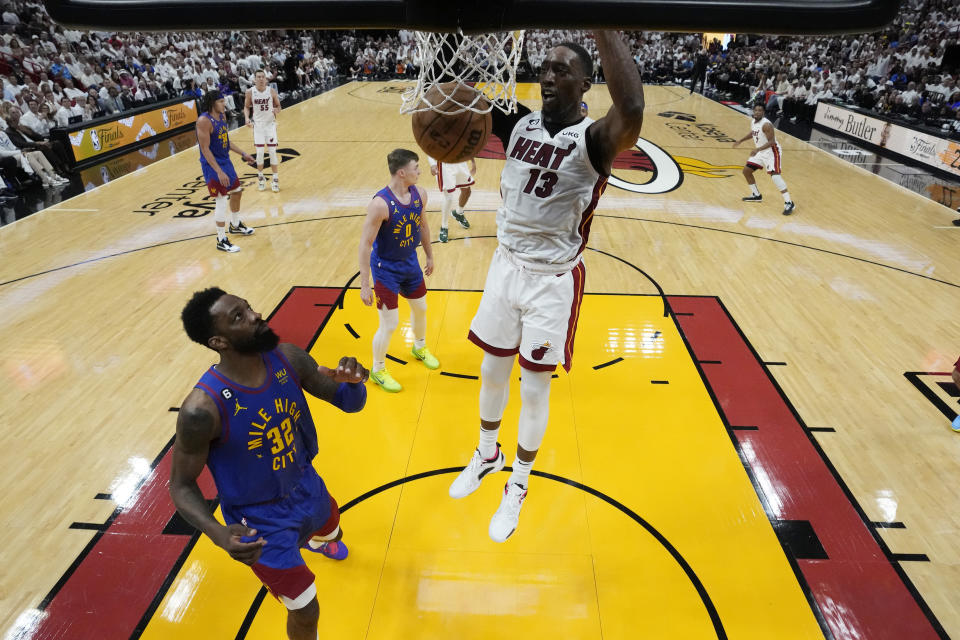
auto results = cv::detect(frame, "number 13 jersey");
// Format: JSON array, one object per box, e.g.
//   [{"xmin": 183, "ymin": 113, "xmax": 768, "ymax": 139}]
[{"xmin": 498, "ymin": 111, "xmax": 607, "ymax": 265}]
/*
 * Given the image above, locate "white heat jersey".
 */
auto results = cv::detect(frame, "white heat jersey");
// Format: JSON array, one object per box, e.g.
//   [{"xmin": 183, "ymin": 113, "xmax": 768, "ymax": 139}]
[
  {"xmin": 250, "ymin": 86, "xmax": 275, "ymax": 126},
  {"xmin": 498, "ymin": 111, "xmax": 607, "ymax": 265},
  {"xmin": 751, "ymin": 117, "xmax": 772, "ymax": 148}
]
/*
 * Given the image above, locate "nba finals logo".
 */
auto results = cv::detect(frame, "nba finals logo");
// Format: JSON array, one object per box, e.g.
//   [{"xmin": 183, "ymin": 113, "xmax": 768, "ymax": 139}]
[
  {"xmin": 162, "ymin": 109, "xmax": 170, "ymax": 129},
  {"xmin": 90, "ymin": 129, "xmax": 101, "ymax": 151}
]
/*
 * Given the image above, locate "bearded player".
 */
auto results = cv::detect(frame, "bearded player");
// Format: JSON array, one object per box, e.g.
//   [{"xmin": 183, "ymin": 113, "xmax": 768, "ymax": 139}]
[{"xmin": 448, "ymin": 32, "xmax": 645, "ymax": 542}]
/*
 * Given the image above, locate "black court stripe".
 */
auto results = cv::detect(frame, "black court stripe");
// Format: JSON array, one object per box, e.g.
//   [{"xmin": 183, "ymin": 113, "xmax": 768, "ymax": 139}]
[
  {"xmin": 873, "ymin": 522, "xmax": 907, "ymax": 529},
  {"xmin": 344, "ymin": 323, "xmax": 359, "ymax": 339},
  {"xmin": 69, "ymin": 522, "xmax": 107, "ymax": 531},
  {"xmin": 385, "ymin": 354, "xmax": 407, "ymax": 365},
  {"xmin": 234, "ymin": 466, "xmax": 727, "ymax": 640},
  {"xmin": 439, "ymin": 371, "xmax": 479, "ymax": 380},
  {"xmin": 593, "ymin": 357, "xmax": 623, "ymax": 370}
]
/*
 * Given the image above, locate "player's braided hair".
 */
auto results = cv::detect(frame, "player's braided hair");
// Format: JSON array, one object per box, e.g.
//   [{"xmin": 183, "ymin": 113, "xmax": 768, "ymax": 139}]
[
  {"xmin": 200, "ymin": 89, "xmax": 222, "ymax": 114},
  {"xmin": 182, "ymin": 287, "xmax": 227, "ymax": 348}
]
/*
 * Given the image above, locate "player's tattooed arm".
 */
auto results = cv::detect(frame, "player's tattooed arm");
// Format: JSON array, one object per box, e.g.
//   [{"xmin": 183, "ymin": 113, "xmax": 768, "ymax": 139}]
[
  {"xmin": 169, "ymin": 392, "xmax": 266, "ymax": 565},
  {"xmin": 279, "ymin": 343, "xmax": 369, "ymax": 404}
]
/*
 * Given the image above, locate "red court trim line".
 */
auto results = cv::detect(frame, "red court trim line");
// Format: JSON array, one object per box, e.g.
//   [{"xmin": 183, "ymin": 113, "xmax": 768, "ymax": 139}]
[
  {"xmin": 670, "ymin": 295, "xmax": 946, "ymax": 640},
  {"xmin": 32, "ymin": 288, "xmax": 347, "ymax": 640}
]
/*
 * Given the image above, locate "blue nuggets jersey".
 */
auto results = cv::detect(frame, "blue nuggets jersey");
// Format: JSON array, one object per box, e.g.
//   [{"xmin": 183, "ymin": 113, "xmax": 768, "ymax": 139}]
[
  {"xmin": 194, "ymin": 349, "xmax": 319, "ymax": 508},
  {"xmin": 198, "ymin": 111, "xmax": 233, "ymax": 175},
  {"xmin": 372, "ymin": 186, "xmax": 423, "ymax": 264}
]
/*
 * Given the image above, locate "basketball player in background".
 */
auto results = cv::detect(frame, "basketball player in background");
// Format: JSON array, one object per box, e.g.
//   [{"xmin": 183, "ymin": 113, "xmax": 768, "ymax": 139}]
[
  {"xmin": 448, "ymin": 31, "xmax": 645, "ymax": 542},
  {"xmin": 171, "ymin": 288, "xmax": 368, "ymax": 640},
  {"xmin": 245, "ymin": 69, "xmax": 282, "ymax": 192},
  {"xmin": 427, "ymin": 155, "xmax": 474, "ymax": 243},
  {"xmin": 197, "ymin": 90, "xmax": 255, "ymax": 252},
  {"xmin": 733, "ymin": 103, "xmax": 795, "ymax": 215},
  {"xmin": 357, "ymin": 149, "xmax": 440, "ymax": 393}
]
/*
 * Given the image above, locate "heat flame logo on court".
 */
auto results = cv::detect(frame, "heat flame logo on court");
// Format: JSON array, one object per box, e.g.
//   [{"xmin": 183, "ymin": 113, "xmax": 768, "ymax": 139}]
[{"xmin": 478, "ymin": 137, "xmax": 739, "ymax": 195}]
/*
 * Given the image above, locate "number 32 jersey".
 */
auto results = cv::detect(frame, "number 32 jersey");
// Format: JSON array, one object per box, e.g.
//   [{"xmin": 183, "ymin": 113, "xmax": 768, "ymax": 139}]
[{"xmin": 498, "ymin": 111, "xmax": 608, "ymax": 265}]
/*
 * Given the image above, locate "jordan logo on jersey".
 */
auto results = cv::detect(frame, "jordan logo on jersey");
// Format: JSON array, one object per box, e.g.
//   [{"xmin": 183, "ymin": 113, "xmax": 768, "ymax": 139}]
[{"xmin": 509, "ymin": 138, "xmax": 577, "ymax": 170}]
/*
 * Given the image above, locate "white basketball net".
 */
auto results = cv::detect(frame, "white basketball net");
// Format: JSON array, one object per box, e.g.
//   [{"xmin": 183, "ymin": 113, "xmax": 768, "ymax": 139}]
[{"xmin": 400, "ymin": 30, "xmax": 526, "ymax": 115}]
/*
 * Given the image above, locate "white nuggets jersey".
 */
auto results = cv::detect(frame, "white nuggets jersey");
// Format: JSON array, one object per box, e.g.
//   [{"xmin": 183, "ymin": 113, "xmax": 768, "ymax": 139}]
[
  {"xmin": 498, "ymin": 111, "xmax": 607, "ymax": 265},
  {"xmin": 250, "ymin": 86, "xmax": 275, "ymax": 126},
  {"xmin": 751, "ymin": 117, "xmax": 773, "ymax": 148}
]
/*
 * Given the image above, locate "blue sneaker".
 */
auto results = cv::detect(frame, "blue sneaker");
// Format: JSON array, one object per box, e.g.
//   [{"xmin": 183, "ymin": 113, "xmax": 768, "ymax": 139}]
[{"xmin": 305, "ymin": 539, "xmax": 348, "ymax": 560}]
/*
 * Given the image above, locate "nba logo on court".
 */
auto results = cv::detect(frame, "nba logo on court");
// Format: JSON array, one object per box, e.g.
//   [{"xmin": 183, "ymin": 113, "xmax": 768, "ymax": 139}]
[
  {"xmin": 162, "ymin": 109, "xmax": 170, "ymax": 128},
  {"xmin": 90, "ymin": 129, "xmax": 101, "ymax": 151}
]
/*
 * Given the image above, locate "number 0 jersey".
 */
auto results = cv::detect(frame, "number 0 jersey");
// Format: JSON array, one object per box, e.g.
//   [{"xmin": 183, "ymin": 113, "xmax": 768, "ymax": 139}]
[
  {"xmin": 498, "ymin": 111, "xmax": 607, "ymax": 265},
  {"xmin": 194, "ymin": 348, "xmax": 319, "ymax": 508},
  {"xmin": 372, "ymin": 185, "xmax": 423, "ymax": 266}
]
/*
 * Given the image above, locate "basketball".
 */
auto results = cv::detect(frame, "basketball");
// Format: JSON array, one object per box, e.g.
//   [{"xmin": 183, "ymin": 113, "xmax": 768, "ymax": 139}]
[{"xmin": 411, "ymin": 83, "xmax": 492, "ymax": 163}]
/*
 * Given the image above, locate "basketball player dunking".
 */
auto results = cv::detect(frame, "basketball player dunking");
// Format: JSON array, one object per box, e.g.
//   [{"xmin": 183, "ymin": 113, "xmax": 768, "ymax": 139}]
[
  {"xmin": 245, "ymin": 70, "xmax": 282, "ymax": 192},
  {"xmin": 171, "ymin": 288, "xmax": 368, "ymax": 640},
  {"xmin": 197, "ymin": 90, "xmax": 255, "ymax": 252},
  {"xmin": 448, "ymin": 31, "xmax": 645, "ymax": 542},
  {"xmin": 733, "ymin": 104, "xmax": 795, "ymax": 215},
  {"xmin": 357, "ymin": 149, "xmax": 440, "ymax": 393},
  {"xmin": 427, "ymin": 155, "xmax": 475, "ymax": 243}
]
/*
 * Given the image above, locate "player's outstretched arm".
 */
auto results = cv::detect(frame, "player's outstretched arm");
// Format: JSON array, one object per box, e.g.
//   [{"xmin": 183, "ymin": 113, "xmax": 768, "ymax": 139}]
[
  {"xmin": 588, "ymin": 31, "xmax": 645, "ymax": 174},
  {"xmin": 278, "ymin": 343, "xmax": 368, "ymax": 411},
  {"xmin": 169, "ymin": 391, "xmax": 267, "ymax": 565}
]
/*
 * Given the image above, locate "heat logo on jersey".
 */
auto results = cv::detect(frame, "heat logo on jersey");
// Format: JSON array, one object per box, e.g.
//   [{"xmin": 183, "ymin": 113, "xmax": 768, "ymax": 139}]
[
  {"xmin": 246, "ymin": 396, "xmax": 302, "ymax": 470},
  {"xmin": 390, "ymin": 207, "xmax": 422, "ymax": 248},
  {"xmin": 508, "ymin": 138, "xmax": 577, "ymax": 170}
]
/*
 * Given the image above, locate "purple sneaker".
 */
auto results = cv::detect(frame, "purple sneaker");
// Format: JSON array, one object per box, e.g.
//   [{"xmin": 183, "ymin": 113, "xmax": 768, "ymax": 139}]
[{"xmin": 305, "ymin": 539, "xmax": 348, "ymax": 560}]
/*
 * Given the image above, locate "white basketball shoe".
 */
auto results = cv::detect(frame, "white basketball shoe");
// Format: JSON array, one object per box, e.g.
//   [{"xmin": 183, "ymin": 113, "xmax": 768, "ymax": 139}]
[
  {"xmin": 448, "ymin": 444, "xmax": 505, "ymax": 499},
  {"xmin": 489, "ymin": 482, "xmax": 527, "ymax": 543}
]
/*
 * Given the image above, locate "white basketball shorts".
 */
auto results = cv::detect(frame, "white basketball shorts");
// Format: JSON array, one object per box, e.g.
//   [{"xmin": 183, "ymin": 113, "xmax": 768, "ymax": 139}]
[
  {"xmin": 254, "ymin": 122, "xmax": 278, "ymax": 147},
  {"xmin": 747, "ymin": 143, "xmax": 782, "ymax": 174},
  {"xmin": 468, "ymin": 246, "xmax": 586, "ymax": 372},
  {"xmin": 436, "ymin": 161, "xmax": 475, "ymax": 193}
]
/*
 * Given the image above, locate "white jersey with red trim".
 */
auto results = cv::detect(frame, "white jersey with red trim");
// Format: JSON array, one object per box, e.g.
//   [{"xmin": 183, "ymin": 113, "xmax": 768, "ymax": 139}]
[
  {"xmin": 250, "ymin": 86, "xmax": 276, "ymax": 126},
  {"xmin": 497, "ymin": 111, "xmax": 607, "ymax": 265},
  {"xmin": 750, "ymin": 116, "xmax": 772, "ymax": 148}
]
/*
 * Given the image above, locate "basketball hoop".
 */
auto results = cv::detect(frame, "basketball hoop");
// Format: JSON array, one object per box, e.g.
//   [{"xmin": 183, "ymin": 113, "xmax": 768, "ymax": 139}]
[{"xmin": 400, "ymin": 30, "xmax": 526, "ymax": 116}]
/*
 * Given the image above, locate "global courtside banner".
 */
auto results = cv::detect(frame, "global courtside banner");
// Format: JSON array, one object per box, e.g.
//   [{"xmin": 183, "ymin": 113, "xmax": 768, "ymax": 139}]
[
  {"xmin": 815, "ymin": 101, "xmax": 960, "ymax": 177},
  {"xmin": 66, "ymin": 99, "xmax": 198, "ymax": 163}
]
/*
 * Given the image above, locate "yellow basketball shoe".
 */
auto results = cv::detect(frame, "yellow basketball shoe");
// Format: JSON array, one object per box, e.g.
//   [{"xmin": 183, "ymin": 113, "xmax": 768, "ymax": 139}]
[
  {"xmin": 371, "ymin": 368, "xmax": 402, "ymax": 393},
  {"xmin": 411, "ymin": 345, "xmax": 439, "ymax": 370}
]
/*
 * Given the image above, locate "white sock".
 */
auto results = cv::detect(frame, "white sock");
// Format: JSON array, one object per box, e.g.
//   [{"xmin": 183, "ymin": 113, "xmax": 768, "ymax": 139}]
[
  {"xmin": 257, "ymin": 171, "xmax": 264, "ymax": 180},
  {"xmin": 782, "ymin": 191, "xmax": 791, "ymax": 203},
  {"xmin": 272, "ymin": 173, "xmax": 279, "ymax": 182},
  {"xmin": 441, "ymin": 190, "xmax": 455, "ymax": 229},
  {"xmin": 479, "ymin": 427, "xmax": 498, "ymax": 459},
  {"xmin": 214, "ymin": 196, "xmax": 228, "ymax": 240},
  {"xmin": 509, "ymin": 458, "xmax": 533, "ymax": 488},
  {"xmin": 230, "ymin": 209, "xmax": 240, "ymax": 227},
  {"xmin": 408, "ymin": 296, "xmax": 427, "ymax": 350},
  {"xmin": 372, "ymin": 306, "xmax": 398, "ymax": 373},
  {"xmin": 749, "ymin": 184, "xmax": 760, "ymax": 196}
]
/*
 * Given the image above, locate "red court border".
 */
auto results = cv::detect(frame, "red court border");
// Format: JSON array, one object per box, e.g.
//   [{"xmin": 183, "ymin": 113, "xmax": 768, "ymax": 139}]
[{"xmin": 24, "ymin": 288, "xmax": 945, "ymax": 640}]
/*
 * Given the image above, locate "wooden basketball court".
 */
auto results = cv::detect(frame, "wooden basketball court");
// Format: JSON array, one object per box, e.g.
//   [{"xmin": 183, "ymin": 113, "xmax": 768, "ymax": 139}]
[{"xmin": 1, "ymin": 82, "xmax": 958, "ymax": 639}]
